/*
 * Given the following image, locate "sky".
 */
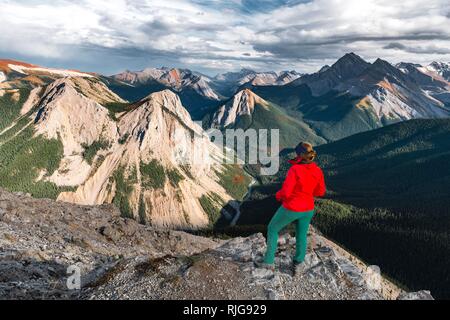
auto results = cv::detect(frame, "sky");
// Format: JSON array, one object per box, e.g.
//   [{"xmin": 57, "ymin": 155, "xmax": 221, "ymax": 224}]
[{"xmin": 0, "ymin": 0, "xmax": 449, "ymax": 76}]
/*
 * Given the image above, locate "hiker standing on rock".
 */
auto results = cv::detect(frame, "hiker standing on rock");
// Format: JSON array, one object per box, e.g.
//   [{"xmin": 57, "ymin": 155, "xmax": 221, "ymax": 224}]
[{"xmin": 256, "ymin": 142, "xmax": 326, "ymax": 271}]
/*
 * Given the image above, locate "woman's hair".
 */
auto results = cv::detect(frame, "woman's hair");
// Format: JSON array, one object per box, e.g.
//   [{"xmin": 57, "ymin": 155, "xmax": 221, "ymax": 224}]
[{"xmin": 295, "ymin": 142, "xmax": 317, "ymax": 163}]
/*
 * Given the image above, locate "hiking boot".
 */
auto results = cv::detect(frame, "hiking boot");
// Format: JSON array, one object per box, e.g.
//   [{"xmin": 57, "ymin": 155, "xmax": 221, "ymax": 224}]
[
  {"xmin": 293, "ymin": 260, "xmax": 305, "ymax": 276},
  {"xmin": 254, "ymin": 260, "xmax": 275, "ymax": 272}
]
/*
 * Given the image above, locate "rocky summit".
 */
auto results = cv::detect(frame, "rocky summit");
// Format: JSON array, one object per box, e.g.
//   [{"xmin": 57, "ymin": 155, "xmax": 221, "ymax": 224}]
[{"xmin": 0, "ymin": 188, "xmax": 432, "ymax": 300}]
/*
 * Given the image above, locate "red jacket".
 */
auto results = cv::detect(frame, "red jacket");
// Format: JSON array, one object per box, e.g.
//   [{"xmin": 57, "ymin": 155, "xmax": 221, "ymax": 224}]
[{"xmin": 275, "ymin": 157, "xmax": 326, "ymax": 212}]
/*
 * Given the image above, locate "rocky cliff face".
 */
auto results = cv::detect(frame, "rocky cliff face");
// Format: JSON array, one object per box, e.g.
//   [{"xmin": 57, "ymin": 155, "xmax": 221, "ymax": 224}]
[
  {"xmin": 0, "ymin": 75, "xmax": 247, "ymax": 230},
  {"xmin": 0, "ymin": 188, "xmax": 433, "ymax": 300},
  {"xmin": 352, "ymin": 59, "xmax": 450, "ymax": 121},
  {"xmin": 276, "ymin": 70, "xmax": 303, "ymax": 84},
  {"xmin": 289, "ymin": 54, "xmax": 450, "ymax": 124},
  {"xmin": 425, "ymin": 62, "xmax": 450, "ymax": 81},
  {"xmin": 209, "ymin": 89, "xmax": 270, "ymax": 129}
]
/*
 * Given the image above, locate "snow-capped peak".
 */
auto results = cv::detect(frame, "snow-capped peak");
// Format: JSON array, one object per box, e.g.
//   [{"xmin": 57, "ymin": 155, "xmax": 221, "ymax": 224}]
[
  {"xmin": 8, "ymin": 63, "xmax": 94, "ymax": 78},
  {"xmin": 424, "ymin": 62, "xmax": 450, "ymax": 81},
  {"xmin": 113, "ymin": 67, "xmax": 220, "ymax": 101}
]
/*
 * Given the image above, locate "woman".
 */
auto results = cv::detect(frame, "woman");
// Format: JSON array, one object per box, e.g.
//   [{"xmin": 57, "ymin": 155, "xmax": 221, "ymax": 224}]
[{"xmin": 257, "ymin": 142, "xmax": 326, "ymax": 270}]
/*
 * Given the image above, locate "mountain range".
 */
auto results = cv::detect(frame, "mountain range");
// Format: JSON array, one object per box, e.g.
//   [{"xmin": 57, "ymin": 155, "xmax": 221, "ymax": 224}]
[
  {"xmin": 0, "ymin": 60, "xmax": 250, "ymax": 230},
  {"xmin": 248, "ymin": 53, "xmax": 450, "ymax": 142},
  {"xmin": 105, "ymin": 67, "xmax": 303, "ymax": 120},
  {"xmin": 1, "ymin": 53, "xmax": 449, "ymax": 299},
  {"xmin": 2, "ymin": 54, "xmax": 450, "ymax": 231},
  {"xmin": 200, "ymin": 54, "xmax": 450, "ymax": 173},
  {"xmin": 211, "ymin": 69, "xmax": 302, "ymax": 97},
  {"xmin": 203, "ymin": 88, "xmax": 325, "ymax": 148},
  {"xmin": 108, "ymin": 67, "xmax": 221, "ymax": 119},
  {"xmin": 7, "ymin": 53, "xmax": 445, "ymax": 137},
  {"xmin": 94, "ymin": 53, "xmax": 450, "ymax": 146}
]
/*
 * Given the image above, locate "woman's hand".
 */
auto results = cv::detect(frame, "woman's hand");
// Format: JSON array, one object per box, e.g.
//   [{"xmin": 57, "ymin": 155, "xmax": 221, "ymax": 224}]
[{"xmin": 275, "ymin": 191, "xmax": 284, "ymax": 202}]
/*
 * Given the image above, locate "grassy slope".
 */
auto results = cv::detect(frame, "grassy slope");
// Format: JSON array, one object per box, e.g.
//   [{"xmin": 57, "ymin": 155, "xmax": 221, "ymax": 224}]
[
  {"xmin": 316, "ymin": 118, "xmax": 450, "ymax": 213},
  {"xmin": 252, "ymin": 84, "xmax": 386, "ymax": 142},
  {"xmin": 0, "ymin": 88, "xmax": 31, "ymax": 132},
  {"xmin": 299, "ymin": 91, "xmax": 384, "ymax": 141},
  {"xmin": 251, "ymin": 83, "xmax": 312, "ymax": 111},
  {"xmin": 0, "ymin": 125, "xmax": 66, "ymax": 199},
  {"xmin": 243, "ymin": 102, "xmax": 326, "ymax": 148},
  {"xmin": 0, "ymin": 88, "xmax": 68, "ymax": 199},
  {"xmin": 205, "ymin": 99, "xmax": 326, "ymax": 149}
]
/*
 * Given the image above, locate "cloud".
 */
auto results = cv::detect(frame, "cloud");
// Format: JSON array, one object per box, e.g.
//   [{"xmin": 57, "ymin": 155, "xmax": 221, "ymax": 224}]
[
  {"xmin": 384, "ymin": 42, "xmax": 450, "ymax": 55},
  {"xmin": 247, "ymin": 0, "xmax": 450, "ymax": 64},
  {"xmin": 0, "ymin": 0, "xmax": 449, "ymax": 75}
]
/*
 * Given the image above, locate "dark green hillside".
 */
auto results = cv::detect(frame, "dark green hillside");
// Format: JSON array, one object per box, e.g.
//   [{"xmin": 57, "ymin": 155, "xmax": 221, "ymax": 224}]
[
  {"xmin": 250, "ymin": 103, "xmax": 312, "ymax": 148},
  {"xmin": 312, "ymin": 199, "xmax": 450, "ymax": 299},
  {"xmin": 299, "ymin": 91, "xmax": 386, "ymax": 141},
  {"xmin": 175, "ymin": 88, "xmax": 222, "ymax": 120},
  {"xmin": 0, "ymin": 88, "xmax": 31, "ymax": 132},
  {"xmin": 203, "ymin": 98, "xmax": 326, "ymax": 150},
  {"xmin": 237, "ymin": 119, "xmax": 450, "ymax": 299},
  {"xmin": 236, "ymin": 102, "xmax": 325, "ymax": 148},
  {"xmin": 251, "ymin": 83, "xmax": 313, "ymax": 111},
  {"xmin": 0, "ymin": 125, "xmax": 66, "ymax": 199},
  {"xmin": 316, "ymin": 119, "xmax": 450, "ymax": 214},
  {"xmin": 253, "ymin": 84, "xmax": 387, "ymax": 141}
]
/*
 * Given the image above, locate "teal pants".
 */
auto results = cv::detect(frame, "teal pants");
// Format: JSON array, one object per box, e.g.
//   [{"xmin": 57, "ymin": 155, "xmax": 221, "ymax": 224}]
[{"xmin": 264, "ymin": 206, "xmax": 314, "ymax": 265}]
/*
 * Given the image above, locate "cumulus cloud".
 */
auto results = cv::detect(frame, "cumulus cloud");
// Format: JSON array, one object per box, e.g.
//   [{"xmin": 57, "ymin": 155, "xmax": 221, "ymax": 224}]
[{"xmin": 0, "ymin": 0, "xmax": 449, "ymax": 75}]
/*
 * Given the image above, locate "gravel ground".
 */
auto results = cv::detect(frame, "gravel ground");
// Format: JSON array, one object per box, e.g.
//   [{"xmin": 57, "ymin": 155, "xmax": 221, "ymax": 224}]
[{"xmin": 0, "ymin": 188, "xmax": 433, "ymax": 300}]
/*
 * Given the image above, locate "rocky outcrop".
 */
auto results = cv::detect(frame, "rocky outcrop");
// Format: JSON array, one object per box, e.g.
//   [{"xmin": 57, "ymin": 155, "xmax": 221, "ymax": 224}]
[
  {"xmin": 0, "ymin": 188, "xmax": 221, "ymax": 299},
  {"xmin": 3, "ymin": 76, "xmax": 241, "ymax": 229},
  {"xmin": 209, "ymin": 89, "xmax": 269, "ymax": 129},
  {"xmin": 0, "ymin": 188, "xmax": 433, "ymax": 300},
  {"xmin": 35, "ymin": 78, "xmax": 120, "ymax": 156},
  {"xmin": 425, "ymin": 62, "xmax": 450, "ymax": 81}
]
